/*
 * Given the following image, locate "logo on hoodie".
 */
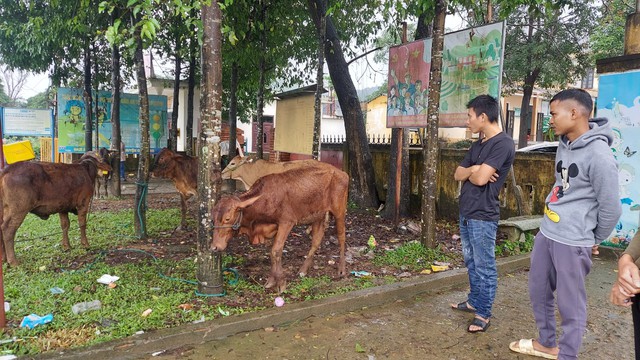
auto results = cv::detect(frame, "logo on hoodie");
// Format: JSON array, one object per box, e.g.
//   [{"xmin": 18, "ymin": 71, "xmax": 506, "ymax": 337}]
[{"xmin": 545, "ymin": 160, "xmax": 579, "ymax": 223}]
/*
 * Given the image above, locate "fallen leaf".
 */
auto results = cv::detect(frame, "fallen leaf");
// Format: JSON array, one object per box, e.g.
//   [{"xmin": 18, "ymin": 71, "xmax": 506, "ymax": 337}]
[
  {"xmin": 141, "ymin": 308, "xmax": 152, "ymax": 317},
  {"xmin": 355, "ymin": 343, "xmax": 365, "ymax": 353}
]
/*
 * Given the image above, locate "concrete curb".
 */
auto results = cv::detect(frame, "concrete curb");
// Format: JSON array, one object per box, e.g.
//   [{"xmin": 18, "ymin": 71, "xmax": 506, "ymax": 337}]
[{"xmin": 35, "ymin": 253, "xmax": 533, "ymax": 360}]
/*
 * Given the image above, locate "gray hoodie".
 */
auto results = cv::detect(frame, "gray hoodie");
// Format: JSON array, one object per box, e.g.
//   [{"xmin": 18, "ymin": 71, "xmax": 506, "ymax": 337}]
[{"xmin": 539, "ymin": 117, "xmax": 622, "ymax": 246}]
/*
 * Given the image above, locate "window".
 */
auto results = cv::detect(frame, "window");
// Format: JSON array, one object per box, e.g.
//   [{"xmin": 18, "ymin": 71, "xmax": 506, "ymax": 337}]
[{"xmin": 581, "ymin": 68, "xmax": 594, "ymax": 89}]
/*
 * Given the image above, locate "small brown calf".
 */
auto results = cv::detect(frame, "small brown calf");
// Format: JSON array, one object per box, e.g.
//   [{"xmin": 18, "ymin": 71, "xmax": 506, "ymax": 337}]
[
  {"xmin": 150, "ymin": 148, "xmax": 198, "ymax": 229},
  {"xmin": 211, "ymin": 166, "xmax": 349, "ymax": 293}
]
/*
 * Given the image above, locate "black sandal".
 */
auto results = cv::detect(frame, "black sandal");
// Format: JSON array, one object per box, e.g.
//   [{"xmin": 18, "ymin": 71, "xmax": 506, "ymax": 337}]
[
  {"xmin": 467, "ymin": 317, "xmax": 490, "ymax": 333},
  {"xmin": 451, "ymin": 301, "xmax": 476, "ymax": 313}
]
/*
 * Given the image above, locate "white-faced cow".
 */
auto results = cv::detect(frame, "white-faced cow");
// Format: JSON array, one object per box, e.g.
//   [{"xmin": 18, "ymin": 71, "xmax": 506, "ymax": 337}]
[
  {"xmin": 211, "ymin": 166, "xmax": 349, "ymax": 294},
  {"xmin": 0, "ymin": 152, "xmax": 112, "ymax": 266},
  {"xmin": 150, "ymin": 148, "xmax": 198, "ymax": 229},
  {"xmin": 221, "ymin": 155, "xmax": 337, "ymax": 189}
]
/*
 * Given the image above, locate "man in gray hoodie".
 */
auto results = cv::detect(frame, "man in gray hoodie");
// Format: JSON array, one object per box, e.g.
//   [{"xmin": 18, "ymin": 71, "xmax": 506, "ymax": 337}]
[{"xmin": 510, "ymin": 88, "xmax": 622, "ymax": 359}]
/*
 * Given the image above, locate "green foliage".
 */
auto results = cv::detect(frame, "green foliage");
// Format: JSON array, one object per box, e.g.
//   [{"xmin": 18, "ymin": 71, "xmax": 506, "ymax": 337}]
[
  {"xmin": 0, "ymin": 78, "xmax": 10, "ymax": 106},
  {"xmin": 373, "ymin": 241, "xmax": 452, "ymax": 271},
  {"xmin": 501, "ymin": 1, "xmax": 595, "ymax": 91},
  {"xmin": 590, "ymin": 0, "xmax": 634, "ymax": 61},
  {"xmin": 541, "ymin": 115, "xmax": 556, "ymax": 141},
  {"xmin": 25, "ymin": 92, "xmax": 51, "ymax": 109},
  {"xmin": 495, "ymin": 232, "xmax": 534, "ymax": 256}
]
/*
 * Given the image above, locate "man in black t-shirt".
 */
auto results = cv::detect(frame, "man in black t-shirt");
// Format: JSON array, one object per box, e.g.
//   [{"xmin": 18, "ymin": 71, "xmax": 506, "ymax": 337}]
[{"xmin": 450, "ymin": 95, "xmax": 515, "ymax": 333}]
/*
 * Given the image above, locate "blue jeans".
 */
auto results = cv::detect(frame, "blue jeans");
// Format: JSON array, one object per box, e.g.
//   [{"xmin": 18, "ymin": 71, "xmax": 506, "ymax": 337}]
[
  {"xmin": 120, "ymin": 161, "xmax": 126, "ymax": 180},
  {"xmin": 459, "ymin": 215, "xmax": 498, "ymax": 319}
]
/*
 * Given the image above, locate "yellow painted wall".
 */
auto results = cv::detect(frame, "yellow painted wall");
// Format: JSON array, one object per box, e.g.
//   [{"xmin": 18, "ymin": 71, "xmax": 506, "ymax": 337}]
[
  {"xmin": 366, "ymin": 95, "xmax": 392, "ymax": 138},
  {"xmin": 274, "ymin": 95, "xmax": 315, "ymax": 155}
]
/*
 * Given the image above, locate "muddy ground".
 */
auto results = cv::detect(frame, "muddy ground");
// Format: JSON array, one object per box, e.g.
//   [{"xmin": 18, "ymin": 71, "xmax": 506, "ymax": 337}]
[{"xmin": 91, "ymin": 191, "xmax": 467, "ymax": 292}]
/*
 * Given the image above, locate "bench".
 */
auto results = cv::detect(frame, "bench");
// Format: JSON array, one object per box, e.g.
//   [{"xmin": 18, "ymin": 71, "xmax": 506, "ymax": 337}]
[{"xmin": 498, "ymin": 215, "xmax": 543, "ymax": 242}]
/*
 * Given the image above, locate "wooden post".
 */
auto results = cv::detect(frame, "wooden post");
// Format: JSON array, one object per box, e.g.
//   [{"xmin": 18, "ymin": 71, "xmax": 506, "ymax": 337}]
[{"xmin": 393, "ymin": 22, "xmax": 408, "ymax": 225}]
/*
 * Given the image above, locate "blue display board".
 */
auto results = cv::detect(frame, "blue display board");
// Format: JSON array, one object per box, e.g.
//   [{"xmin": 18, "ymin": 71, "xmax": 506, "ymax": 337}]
[
  {"xmin": 57, "ymin": 87, "xmax": 168, "ymax": 154},
  {"xmin": 597, "ymin": 70, "xmax": 640, "ymax": 248}
]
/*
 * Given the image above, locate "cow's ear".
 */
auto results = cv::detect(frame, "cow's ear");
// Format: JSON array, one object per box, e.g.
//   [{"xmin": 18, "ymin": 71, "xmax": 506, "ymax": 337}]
[{"xmin": 237, "ymin": 195, "xmax": 261, "ymax": 210}]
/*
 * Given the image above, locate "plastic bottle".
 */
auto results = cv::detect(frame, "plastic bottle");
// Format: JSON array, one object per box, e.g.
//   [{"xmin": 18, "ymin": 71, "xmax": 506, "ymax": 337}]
[{"xmin": 71, "ymin": 300, "xmax": 102, "ymax": 315}]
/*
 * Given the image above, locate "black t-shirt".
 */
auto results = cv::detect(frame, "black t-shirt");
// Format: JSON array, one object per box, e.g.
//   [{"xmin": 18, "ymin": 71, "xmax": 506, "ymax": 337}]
[{"xmin": 458, "ymin": 132, "xmax": 515, "ymax": 221}]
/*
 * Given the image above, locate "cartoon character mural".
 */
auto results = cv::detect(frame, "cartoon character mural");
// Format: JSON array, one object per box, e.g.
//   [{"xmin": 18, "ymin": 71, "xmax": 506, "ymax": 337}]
[{"xmin": 63, "ymin": 100, "xmax": 84, "ymax": 126}]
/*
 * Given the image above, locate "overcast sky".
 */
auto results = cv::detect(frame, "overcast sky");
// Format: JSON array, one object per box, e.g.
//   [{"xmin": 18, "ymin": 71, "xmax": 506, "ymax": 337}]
[{"xmin": 20, "ymin": 13, "xmax": 467, "ymax": 99}]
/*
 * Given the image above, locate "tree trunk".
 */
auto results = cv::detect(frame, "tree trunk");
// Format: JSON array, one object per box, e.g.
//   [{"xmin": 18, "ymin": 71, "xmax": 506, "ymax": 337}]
[
  {"xmin": 83, "ymin": 39, "xmax": 93, "ymax": 152},
  {"xmin": 517, "ymin": 12, "xmax": 535, "ymax": 149},
  {"xmin": 256, "ymin": 1, "xmax": 267, "ymax": 160},
  {"xmin": 110, "ymin": 35, "xmax": 123, "ymax": 197},
  {"xmin": 110, "ymin": 7, "xmax": 122, "ymax": 197},
  {"xmin": 170, "ymin": 51, "xmax": 181, "ymax": 152},
  {"xmin": 518, "ymin": 71, "xmax": 538, "ymax": 149},
  {"xmin": 187, "ymin": 54, "xmax": 196, "ymax": 156},
  {"xmin": 421, "ymin": 0, "xmax": 446, "ymax": 248},
  {"xmin": 93, "ymin": 44, "xmax": 100, "ymax": 151},
  {"xmin": 133, "ymin": 14, "xmax": 150, "ymax": 240},
  {"xmin": 226, "ymin": 61, "xmax": 239, "ymax": 191},
  {"xmin": 415, "ymin": 12, "xmax": 433, "ymax": 39},
  {"xmin": 308, "ymin": 0, "xmax": 379, "ymax": 208},
  {"xmin": 311, "ymin": 5, "xmax": 325, "ymax": 160},
  {"xmin": 197, "ymin": 0, "xmax": 224, "ymax": 295}
]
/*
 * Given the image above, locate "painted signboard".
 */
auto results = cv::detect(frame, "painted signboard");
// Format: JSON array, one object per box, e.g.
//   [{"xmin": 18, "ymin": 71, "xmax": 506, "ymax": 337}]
[
  {"xmin": 597, "ymin": 69, "xmax": 640, "ymax": 248},
  {"xmin": 57, "ymin": 87, "xmax": 168, "ymax": 153},
  {"xmin": 387, "ymin": 21, "xmax": 505, "ymax": 128}
]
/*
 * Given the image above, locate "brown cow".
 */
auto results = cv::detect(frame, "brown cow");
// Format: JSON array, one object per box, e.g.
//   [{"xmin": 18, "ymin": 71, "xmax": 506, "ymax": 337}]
[
  {"xmin": 221, "ymin": 155, "xmax": 336, "ymax": 189},
  {"xmin": 0, "ymin": 152, "xmax": 112, "ymax": 266},
  {"xmin": 211, "ymin": 166, "xmax": 349, "ymax": 293},
  {"xmin": 150, "ymin": 148, "xmax": 198, "ymax": 229},
  {"xmin": 94, "ymin": 147, "xmax": 114, "ymax": 198}
]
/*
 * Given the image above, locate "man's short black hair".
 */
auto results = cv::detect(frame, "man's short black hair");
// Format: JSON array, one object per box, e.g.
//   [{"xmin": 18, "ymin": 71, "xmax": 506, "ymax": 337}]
[
  {"xmin": 466, "ymin": 95, "xmax": 499, "ymax": 123},
  {"xmin": 550, "ymin": 88, "xmax": 593, "ymax": 116}
]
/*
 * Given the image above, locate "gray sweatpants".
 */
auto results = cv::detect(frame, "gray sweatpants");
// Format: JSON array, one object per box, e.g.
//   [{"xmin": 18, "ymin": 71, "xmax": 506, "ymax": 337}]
[{"xmin": 528, "ymin": 232, "xmax": 592, "ymax": 360}]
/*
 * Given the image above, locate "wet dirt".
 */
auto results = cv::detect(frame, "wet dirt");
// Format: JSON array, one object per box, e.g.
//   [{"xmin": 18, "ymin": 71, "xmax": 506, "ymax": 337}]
[{"xmin": 90, "ymin": 187, "xmax": 633, "ymax": 360}]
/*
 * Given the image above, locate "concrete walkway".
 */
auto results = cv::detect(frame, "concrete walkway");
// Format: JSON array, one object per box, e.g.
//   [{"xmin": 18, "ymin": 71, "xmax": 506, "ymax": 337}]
[{"xmin": 35, "ymin": 249, "xmax": 634, "ymax": 360}]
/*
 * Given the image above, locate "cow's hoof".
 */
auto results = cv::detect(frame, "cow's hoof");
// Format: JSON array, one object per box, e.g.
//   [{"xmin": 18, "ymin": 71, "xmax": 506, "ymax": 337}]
[
  {"xmin": 7, "ymin": 260, "xmax": 19, "ymax": 267},
  {"xmin": 276, "ymin": 280, "xmax": 287, "ymax": 294},
  {"xmin": 265, "ymin": 277, "xmax": 277, "ymax": 289}
]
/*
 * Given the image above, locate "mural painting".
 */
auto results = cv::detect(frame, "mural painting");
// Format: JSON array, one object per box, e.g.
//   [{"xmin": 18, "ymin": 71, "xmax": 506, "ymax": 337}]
[
  {"xmin": 387, "ymin": 22, "xmax": 505, "ymax": 128},
  {"xmin": 597, "ymin": 70, "xmax": 640, "ymax": 248},
  {"xmin": 57, "ymin": 87, "xmax": 168, "ymax": 154}
]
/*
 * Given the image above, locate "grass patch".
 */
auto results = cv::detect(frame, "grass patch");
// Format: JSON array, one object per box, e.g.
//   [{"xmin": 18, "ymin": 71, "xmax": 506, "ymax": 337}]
[
  {"xmin": 495, "ymin": 232, "xmax": 535, "ymax": 257},
  {"xmin": 0, "ymin": 207, "xmax": 461, "ymax": 356},
  {"xmin": 3, "ymin": 209, "xmax": 213, "ymax": 355},
  {"xmin": 373, "ymin": 241, "xmax": 453, "ymax": 271}
]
